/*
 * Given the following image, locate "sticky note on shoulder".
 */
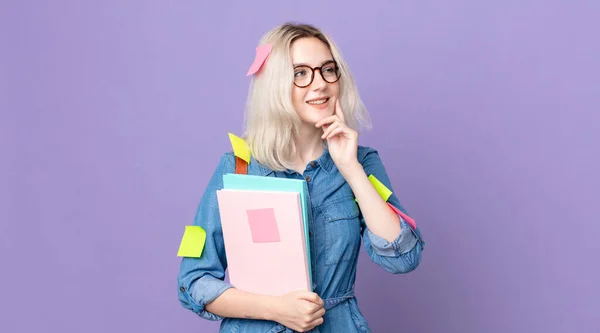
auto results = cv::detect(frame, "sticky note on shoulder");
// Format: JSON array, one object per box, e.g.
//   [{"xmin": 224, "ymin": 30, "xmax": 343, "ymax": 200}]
[
  {"xmin": 368, "ymin": 174, "xmax": 393, "ymax": 202},
  {"xmin": 228, "ymin": 133, "xmax": 251, "ymax": 163},
  {"xmin": 177, "ymin": 226, "xmax": 206, "ymax": 258}
]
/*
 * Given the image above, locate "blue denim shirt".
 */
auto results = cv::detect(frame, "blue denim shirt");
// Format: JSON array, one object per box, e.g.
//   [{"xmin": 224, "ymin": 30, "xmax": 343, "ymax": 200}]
[{"xmin": 177, "ymin": 146, "xmax": 425, "ymax": 332}]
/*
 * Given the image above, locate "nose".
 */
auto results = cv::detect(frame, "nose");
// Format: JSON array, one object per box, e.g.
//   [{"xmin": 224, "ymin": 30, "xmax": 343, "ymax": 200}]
[{"xmin": 310, "ymin": 69, "xmax": 327, "ymax": 91}]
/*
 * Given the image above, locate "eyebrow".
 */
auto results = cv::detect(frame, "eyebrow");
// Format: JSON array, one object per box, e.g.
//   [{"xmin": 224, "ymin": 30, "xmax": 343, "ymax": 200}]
[{"xmin": 293, "ymin": 59, "xmax": 335, "ymax": 68}]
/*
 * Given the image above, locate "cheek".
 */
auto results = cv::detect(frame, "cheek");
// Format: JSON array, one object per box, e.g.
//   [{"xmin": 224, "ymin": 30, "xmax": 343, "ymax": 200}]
[
  {"xmin": 330, "ymin": 84, "xmax": 340, "ymax": 99},
  {"xmin": 291, "ymin": 87, "xmax": 305, "ymax": 111}
]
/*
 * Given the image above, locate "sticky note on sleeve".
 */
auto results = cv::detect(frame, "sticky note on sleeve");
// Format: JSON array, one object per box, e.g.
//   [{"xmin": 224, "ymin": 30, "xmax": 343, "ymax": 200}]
[
  {"xmin": 177, "ymin": 226, "xmax": 206, "ymax": 258},
  {"xmin": 387, "ymin": 202, "xmax": 417, "ymax": 230},
  {"xmin": 368, "ymin": 174, "xmax": 393, "ymax": 201},
  {"xmin": 228, "ymin": 133, "xmax": 251, "ymax": 163}
]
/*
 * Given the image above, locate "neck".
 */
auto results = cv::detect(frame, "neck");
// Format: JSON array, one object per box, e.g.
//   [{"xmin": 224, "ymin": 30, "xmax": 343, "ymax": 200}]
[{"xmin": 293, "ymin": 122, "xmax": 325, "ymax": 168}]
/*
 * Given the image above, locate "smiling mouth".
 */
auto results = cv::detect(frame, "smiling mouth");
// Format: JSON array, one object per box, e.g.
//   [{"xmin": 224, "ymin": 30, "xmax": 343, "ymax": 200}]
[{"xmin": 306, "ymin": 98, "xmax": 329, "ymax": 105}]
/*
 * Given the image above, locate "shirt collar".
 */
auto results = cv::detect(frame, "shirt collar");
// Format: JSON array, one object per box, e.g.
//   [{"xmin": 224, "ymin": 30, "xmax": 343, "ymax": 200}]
[
  {"xmin": 315, "ymin": 148, "xmax": 334, "ymax": 174},
  {"xmin": 249, "ymin": 147, "xmax": 335, "ymax": 176}
]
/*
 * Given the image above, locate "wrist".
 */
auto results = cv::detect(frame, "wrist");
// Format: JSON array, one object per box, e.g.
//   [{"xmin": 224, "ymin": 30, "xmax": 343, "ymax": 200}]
[
  {"xmin": 262, "ymin": 295, "xmax": 280, "ymax": 321},
  {"xmin": 338, "ymin": 160, "xmax": 363, "ymax": 179}
]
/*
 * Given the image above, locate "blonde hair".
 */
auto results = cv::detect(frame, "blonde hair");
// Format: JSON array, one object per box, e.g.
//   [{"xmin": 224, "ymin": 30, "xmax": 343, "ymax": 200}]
[{"xmin": 242, "ymin": 22, "xmax": 371, "ymax": 171}]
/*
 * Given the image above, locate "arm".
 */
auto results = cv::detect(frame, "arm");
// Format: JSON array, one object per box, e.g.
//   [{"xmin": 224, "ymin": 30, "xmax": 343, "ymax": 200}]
[
  {"xmin": 177, "ymin": 153, "xmax": 325, "ymax": 329},
  {"xmin": 205, "ymin": 288, "xmax": 276, "ymax": 320},
  {"xmin": 342, "ymin": 148, "xmax": 425, "ymax": 274},
  {"xmin": 177, "ymin": 153, "xmax": 273, "ymax": 320},
  {"xmin": 340, "ymin": 161, "xmax": 401, "ymax": 242}
]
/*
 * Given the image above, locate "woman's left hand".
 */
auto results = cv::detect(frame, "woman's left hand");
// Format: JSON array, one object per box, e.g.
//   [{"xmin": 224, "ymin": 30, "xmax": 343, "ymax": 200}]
[{"xmin": 315, "ymin": 99, "xmax": 359, "ymax": 172}]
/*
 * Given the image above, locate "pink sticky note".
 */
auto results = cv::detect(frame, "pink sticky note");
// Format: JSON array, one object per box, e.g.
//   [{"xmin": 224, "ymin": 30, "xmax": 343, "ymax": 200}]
[
  {"xmin": 246, "ymin": 44, "xmax": 273, "ymax": 76},
  {"xmin": 387, "ymin": 202, "xmax": 417, "ymax": 230},
  {"xmin": 246, "ymin": 208, "xmax": 280, "ymax": 243}
]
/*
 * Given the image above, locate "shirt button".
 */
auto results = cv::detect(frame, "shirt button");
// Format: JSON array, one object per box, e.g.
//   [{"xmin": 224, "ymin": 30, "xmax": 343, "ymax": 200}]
[
  {"xmin": 310, "ymin": 161, "xmax": 317, "ymax": 167},
  {"xmin": 180, "ymin": 286, "xmax": 185, "ymax": 292},
  {"xmin": 305, "ymin": 175, "xmax": 311, "ymax": 182}
]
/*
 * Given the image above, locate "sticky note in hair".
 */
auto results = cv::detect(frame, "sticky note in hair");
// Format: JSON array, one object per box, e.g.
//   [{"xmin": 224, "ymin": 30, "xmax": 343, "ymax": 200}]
[
  {"xmin": 368, "ymin": 175, "xmax": 392, "ymax": 202},
  {"xmin": 246, "ymin": 43, "xmax": 273, "ymax": 76},
  {"xmin": 177, "ymin": 226, "xmax": 206, "ymax": 258},
  {"xmin": 228, "ymin": 133, "xmax": 251, "ymax": 163}
]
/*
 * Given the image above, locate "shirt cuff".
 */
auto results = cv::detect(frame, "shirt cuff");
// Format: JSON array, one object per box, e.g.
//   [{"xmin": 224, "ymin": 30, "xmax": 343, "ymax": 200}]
[
  {"xmin": 190, "ymin": 275, "xmax": 233, "ymax": 321},
  {"xmin": 366, "ymin": 219, "xmax": 419, "ymax": 257}
]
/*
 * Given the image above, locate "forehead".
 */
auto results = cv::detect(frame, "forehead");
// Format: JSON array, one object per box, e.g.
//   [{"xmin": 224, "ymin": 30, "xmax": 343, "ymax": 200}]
[{"xmin": 290, "ymin": 37, "xmax": 333, "ymax": 66}]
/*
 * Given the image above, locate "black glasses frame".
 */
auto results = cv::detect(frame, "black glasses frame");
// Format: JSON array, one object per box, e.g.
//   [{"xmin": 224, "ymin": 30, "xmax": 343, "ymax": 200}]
[{"xmin": 293, "ymin": 60, "xmax": 341, "ymax": 88}]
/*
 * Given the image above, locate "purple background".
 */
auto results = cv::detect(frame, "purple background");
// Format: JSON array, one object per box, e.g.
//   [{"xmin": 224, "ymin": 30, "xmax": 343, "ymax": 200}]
[{"xmin": 1, "ymin": 1, "xmax": 598, "ymax": 332}]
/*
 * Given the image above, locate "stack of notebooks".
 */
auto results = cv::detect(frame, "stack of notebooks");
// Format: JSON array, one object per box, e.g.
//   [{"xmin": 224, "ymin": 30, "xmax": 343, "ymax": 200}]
[{"xmin": 216, "ymin": 174, "xmax": 312, "ymax": 296}]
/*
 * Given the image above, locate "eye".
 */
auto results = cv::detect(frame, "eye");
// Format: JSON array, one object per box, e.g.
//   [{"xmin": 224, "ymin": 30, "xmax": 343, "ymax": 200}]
[
  {"xmin": 294, "ymin": 69, "xmax": 307, "ymax": 77},
  {"xmin": 322, "ymin": 64, "xmax": 337, "ymax": 73}
]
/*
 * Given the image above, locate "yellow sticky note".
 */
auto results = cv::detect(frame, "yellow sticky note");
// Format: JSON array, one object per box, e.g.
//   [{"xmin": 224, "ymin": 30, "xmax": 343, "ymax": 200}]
[
  {"xmin": 368, "ymin": 174, "xmax": 393, "ymax": 201},
  {"xmin": 177, "ymin": 226, "xmax": 206, "ymax": 258},
  {"xmin": 228, "ymin": 133, "xmax": 251, "ymax": 163}
]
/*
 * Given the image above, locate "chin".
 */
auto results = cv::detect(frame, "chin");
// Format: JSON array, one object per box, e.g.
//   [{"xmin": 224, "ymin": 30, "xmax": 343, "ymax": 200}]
[{"xmin": 299, "ymin": 108, "xmax": 334, "ymax": 123}]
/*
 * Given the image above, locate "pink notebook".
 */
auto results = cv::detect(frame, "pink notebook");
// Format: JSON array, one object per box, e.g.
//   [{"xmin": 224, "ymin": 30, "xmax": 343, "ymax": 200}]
[{"xmin": 216, "ymin": 189, "xmax": 310, "ymax": 296}]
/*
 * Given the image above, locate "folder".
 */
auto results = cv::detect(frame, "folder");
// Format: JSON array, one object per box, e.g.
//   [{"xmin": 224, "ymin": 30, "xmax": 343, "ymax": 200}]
[
  {"xmin": 216, "ymin": 189, "xmax": 311, "ymax": 296},
  {"xmin": 222, "ymin": 174, "xmax": 312, "ymax": 287}
]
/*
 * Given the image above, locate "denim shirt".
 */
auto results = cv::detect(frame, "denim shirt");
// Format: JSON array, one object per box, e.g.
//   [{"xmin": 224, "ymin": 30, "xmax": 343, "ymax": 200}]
[{"xmin": 177, "ymin": 146, "xmax": 425, "ymax": 333}]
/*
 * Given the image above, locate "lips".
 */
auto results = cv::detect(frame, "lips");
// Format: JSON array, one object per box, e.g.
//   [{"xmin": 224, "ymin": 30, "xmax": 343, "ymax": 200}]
[{"xmin": 306, "ymin": 97, "xmax": 329, "ymax": 105}]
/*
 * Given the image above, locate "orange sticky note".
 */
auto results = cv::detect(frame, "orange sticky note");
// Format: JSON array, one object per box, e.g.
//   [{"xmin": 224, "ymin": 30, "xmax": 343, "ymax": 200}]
[
  {"xmin": 177, "ymin": 226, "xmax": 206, "ymax": 258},
  {"xmin": 228, "ymin": 133, "xmax": 251, "ymax": 163},
  {"xmin": 246, "ymin": 44, "xmax": 272, "ymax": 76},
  {"xmin": 368, "ymin": 175, "xmax": 392, "ymax": 201}
]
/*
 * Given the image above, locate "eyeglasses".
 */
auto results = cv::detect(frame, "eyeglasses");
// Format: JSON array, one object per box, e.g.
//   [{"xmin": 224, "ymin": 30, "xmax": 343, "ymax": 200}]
[{"xmin": 293, "ymin": 60, "xmax": 341, "ymax": 88}]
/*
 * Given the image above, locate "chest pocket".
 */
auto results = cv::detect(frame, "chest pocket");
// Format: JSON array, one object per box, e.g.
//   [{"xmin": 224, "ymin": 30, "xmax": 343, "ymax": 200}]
[{"xmin": 321, "ymin": 197, "xmax": 362, "ymax": 266}]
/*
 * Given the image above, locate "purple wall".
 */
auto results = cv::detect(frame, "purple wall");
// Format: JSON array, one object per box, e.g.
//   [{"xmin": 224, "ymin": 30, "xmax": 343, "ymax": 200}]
[{"xmin": 2, "ymin": 1, "xmax": 598, "ymax": 332}]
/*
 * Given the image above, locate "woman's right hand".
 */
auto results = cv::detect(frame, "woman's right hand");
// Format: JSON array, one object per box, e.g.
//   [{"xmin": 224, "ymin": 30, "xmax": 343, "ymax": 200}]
[{"xmin": 269, "ymin": 290, "xmax": 325, "ymax": 332}]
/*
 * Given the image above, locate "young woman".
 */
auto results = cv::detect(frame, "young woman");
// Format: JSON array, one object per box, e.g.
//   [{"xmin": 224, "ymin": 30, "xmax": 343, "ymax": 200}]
[{"xmin": 177, "ymin": 22, "xmax": 425, "ymax": 333}]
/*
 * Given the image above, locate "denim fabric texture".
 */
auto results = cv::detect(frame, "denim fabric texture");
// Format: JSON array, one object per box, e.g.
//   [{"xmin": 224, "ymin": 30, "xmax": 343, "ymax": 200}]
[{"xmin": 177, "ymin": 146, "xmax": 425, "ymax": 332}]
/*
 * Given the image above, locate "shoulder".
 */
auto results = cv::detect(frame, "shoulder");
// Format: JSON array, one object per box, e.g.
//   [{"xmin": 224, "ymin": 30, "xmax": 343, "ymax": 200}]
[
  {"xmin": 357, "ymin": 145, "xmax": 381, "ymax": 165},
  {"xmin": 212, "ymin": 151, "xmax": 236, "ymax": 175},
  {"xmin": 213, "ymin": 151, "xmax": 273, "ymax": 177}
]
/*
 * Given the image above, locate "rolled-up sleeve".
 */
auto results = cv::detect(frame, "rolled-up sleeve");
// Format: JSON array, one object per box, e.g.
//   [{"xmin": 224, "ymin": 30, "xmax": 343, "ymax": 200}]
[
  {"xmin": 358, "ymin": 147, "xmax": 426, "ymax": 274},
  {"xmin": 365, "ymin": 219, "xmax": 419, "ymax": 256},
  {"xmin": 177, "ymin": 153, "xmax": 234, "ymax": 320}
]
